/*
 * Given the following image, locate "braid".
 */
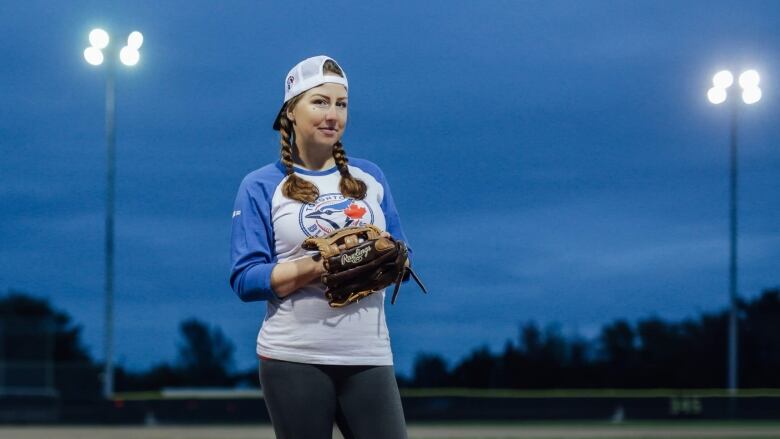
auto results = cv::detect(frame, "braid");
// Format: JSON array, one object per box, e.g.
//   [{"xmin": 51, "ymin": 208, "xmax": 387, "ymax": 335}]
[
  {"xmin": 333, "ymin": 141, "xmax": 367, "ymax": 200},
  {"xmin": 332, "ymin": 141, "xmax": 349, "ymax": 176},
  {"xmin": 279, "ymin": 116, "xmax": 319, "ymax": 204},
  {"xmin": 279, "ymin": 118, "xmax": 295, "ymax": 172}
]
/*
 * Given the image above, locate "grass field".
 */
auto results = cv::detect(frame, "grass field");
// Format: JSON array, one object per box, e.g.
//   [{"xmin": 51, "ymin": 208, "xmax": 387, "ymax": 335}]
[{"xmin": 3, "ymin": 422, "xmax": 780, "ymax": 439}]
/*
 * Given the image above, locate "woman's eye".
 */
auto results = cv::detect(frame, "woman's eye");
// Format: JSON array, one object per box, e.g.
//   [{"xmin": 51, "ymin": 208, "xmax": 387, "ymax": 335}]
[
  {"xmin": 313, "ymin": 99, "xmax": 328, "ymax": 106},
  {"xmin": 337, "ymin": 102, "xmax": 348, "ymax": 108}
]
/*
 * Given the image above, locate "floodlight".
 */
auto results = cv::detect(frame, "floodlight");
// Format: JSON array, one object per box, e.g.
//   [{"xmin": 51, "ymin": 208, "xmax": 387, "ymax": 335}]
[
  {"xmin": 706, "ymin": 64, "xmax": 766, "ymax": 396},
  {"xmin": 707, "ymin": 87, "xmax": 727, "ymax": 104},
  {"xmin": 738, "ymin": 70, "xmax": 760, "ymax": 89},
  {"xmin": 84, "ymin": 47, "xmax": 104, "ymax": 65},
  {"xmin": 81, "ymin": 26, "xmax": 146, "ymax": 399},
  {"xmin": 89, "ymin": 29, "xmax": 110, "ymax": 49},
  {"xmin": 742, "ymin": 87, "xmax": 762, "ymax": 104},
  {"xmin": 713, "ymin": 70, "xmax": 734, "ymax": 88},
  {"xmin": 120, "ymin": 46, "xmax": 140, "ymax": 66},
  {"xmin": 128, "ymin": 31, "xmax": 143, "ymax": 49}
]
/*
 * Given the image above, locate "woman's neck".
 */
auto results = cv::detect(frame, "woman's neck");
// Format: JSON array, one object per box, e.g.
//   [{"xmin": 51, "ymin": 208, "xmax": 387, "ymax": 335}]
[{"xmin": 292, "ymin": 142, "xmax": 335, "ymax": 171}]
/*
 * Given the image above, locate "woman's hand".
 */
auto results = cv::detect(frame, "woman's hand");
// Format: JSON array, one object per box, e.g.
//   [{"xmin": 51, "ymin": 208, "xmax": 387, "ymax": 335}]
[
  {"xmin": 270, "ymin": 255, "xmax": 326, "ymax": 298},
  {"xmin": 380, "ymin": 231, "xmax": 410, "ymax": 268},
  {"xmin": 381, "ymin": 231, "xmax": 411, "ymax": 268}
]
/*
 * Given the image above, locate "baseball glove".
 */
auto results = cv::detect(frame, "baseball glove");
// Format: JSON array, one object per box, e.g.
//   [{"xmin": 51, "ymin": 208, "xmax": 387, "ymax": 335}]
[{"xmin": 301, "ymin": 224, "xmax": 427, "ymax": 308}]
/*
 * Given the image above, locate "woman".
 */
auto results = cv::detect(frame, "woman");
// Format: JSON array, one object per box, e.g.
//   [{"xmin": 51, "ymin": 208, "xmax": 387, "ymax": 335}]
[{"xmin": 229, "ymin": 55, "xmax": 411, "ymax": 439}]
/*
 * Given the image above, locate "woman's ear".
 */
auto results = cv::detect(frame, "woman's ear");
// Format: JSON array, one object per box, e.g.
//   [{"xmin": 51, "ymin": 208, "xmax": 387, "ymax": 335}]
[{"xmin": 286, "ymin": 109, "xmax": 295, "ymax": 122}]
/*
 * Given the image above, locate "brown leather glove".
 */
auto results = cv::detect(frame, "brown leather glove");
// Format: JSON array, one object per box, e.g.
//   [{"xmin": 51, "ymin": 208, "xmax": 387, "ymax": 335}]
[{"xmin": 301, "ymin": 225, "xmax": 427, "ymax": 308}]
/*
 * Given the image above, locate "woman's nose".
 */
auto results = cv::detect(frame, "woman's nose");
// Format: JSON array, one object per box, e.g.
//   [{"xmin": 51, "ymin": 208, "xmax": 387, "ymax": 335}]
[{"xmin": 324, "ymin": 105, "xmax": 339, "ymax": 120}]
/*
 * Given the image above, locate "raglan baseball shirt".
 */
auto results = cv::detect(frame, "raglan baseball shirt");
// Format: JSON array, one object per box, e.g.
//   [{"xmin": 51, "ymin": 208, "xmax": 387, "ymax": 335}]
[{"xmin": 229, "ymin": 157, "xmax": 412, "ymax": 366}]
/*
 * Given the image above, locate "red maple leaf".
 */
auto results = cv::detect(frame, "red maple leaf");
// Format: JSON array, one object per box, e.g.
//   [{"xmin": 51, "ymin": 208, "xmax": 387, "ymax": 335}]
[{"xmin": 343, "ymin": 203, "xmax": 367, "ymax": 219}]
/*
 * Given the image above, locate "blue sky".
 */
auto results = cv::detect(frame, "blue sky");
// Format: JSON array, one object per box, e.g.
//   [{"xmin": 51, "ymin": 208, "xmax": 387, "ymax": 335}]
[{"xmin": 1, "ymin": 1, "xmax": 779, "ymax": 376}]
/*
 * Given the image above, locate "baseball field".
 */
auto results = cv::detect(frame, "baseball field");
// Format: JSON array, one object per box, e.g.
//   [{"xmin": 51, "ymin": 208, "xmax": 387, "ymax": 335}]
[{"xmin": 3, "ymin": 422, "xmax": 780, "ymax": 439}]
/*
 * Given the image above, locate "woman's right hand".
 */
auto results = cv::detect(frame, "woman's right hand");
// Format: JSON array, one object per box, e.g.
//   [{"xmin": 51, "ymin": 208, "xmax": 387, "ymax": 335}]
[{"xmin": 270, "ymin": 255, "xmax": 327, "ymax": 298}]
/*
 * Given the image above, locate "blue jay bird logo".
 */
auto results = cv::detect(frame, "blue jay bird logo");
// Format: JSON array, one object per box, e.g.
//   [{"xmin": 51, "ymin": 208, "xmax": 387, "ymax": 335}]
[{"xmin": 299, "ymin": 193, "xmax": 374, "ymax": 236}]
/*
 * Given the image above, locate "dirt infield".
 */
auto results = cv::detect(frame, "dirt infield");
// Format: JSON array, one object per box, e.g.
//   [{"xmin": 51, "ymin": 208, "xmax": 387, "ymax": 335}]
[{"xmin": 3, "ymin": 423, "xmax": 780, "ymax": 439}]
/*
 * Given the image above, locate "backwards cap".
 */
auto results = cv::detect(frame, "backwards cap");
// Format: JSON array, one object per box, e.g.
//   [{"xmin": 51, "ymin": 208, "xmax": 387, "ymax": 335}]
[{"xmin": 272, "ymin": 55, "xmax": 349, "ymax": 130}]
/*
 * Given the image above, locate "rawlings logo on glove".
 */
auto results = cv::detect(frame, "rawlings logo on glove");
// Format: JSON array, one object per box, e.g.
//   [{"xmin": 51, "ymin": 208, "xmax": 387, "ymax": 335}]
[{"xmin": 342, "ymin": 246, "xmax": 371, "ymax": 265}]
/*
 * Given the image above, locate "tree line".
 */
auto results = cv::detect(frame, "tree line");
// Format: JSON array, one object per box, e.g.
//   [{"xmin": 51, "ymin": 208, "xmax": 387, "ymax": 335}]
[
  {"xmin": 0, "ymin": 290, "xmax": 241, "ymax": 399},
  {"xmin": 1, "ymin": 287, "xmax": 778, "ymax": 399},
  {"xmin": 403, "ymin": 287, "xmax": 780, "ymax": 389}
]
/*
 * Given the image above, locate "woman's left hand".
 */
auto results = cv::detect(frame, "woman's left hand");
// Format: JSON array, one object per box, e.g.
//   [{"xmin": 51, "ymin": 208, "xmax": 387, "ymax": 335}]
[{"xmin": 380, "ymin": 230, "xmax": 409, "ymax": 268}]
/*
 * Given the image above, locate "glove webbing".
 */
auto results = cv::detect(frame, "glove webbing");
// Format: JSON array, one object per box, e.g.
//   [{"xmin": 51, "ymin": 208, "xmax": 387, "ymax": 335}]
[{"xmin": 389, "ymin": 242, "xmax": 428, "ymax": 304}]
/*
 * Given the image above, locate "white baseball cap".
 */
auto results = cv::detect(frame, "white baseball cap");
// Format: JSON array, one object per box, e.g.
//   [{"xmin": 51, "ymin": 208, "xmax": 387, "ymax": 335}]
[{"xmin": 272, "ymin": 55, "xmax": 349, "ymax": 130}]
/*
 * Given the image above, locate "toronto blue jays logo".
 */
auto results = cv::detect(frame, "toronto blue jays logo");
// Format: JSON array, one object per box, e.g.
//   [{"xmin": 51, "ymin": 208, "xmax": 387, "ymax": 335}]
[{"xmin": 299, "ymin": 193, "xmax": 374, "ymax": 237}]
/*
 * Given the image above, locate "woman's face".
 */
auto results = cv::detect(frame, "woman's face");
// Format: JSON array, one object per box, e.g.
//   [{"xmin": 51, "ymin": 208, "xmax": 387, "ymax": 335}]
[{"xmin": 288, "ymin": 81, "xmax": 348, "ymax": 150}]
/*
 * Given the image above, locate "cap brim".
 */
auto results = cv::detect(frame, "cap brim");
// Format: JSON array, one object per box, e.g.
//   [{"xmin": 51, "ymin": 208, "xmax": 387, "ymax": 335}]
[{"xmin": 272, "ymin": 105, "xmax": 285, "ymax": 130}]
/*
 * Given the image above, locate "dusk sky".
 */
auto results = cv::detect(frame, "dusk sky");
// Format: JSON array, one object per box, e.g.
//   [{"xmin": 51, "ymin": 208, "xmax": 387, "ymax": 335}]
[{"xmin": 2, "ymin": 1, "xmax": 779, "ymax": 376}]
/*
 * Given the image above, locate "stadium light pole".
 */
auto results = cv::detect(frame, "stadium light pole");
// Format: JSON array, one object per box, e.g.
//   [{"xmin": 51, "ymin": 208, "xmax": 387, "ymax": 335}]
[
  {"xmin": 707, "ymin": 69, "xmax": 762, "ymax": 396},
  {"xmin": 84, "ymin": 28, "xmax": 144, "ymax": 399}
]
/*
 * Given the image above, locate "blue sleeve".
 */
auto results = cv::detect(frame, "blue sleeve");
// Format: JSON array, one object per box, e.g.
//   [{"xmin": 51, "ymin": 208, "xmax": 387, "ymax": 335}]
[
  {"xmin": 355, "ymin": 160, "xmax": 415, "ymax": 268},
  {"xmin": 378, "ymin": 175, "xmax": 414, "ymax": 264},
  {"xmin": 229, "ymin": 175, "xmax": 280, "ymax": 302}
]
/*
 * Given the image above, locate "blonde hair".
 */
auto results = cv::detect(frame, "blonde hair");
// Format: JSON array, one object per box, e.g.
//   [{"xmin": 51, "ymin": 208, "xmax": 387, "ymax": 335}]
[{"xmin": 277, "ymin": 59, "xmax": 367, "ymax": 204}]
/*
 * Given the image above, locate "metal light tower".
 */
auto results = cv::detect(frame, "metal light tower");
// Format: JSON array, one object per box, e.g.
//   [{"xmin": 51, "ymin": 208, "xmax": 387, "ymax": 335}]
[
  {"xmin": 707, "ymin": 69, "xmax": 762, "ymax": 395},
  {"xmin": 84, "ymin": 28, "xmax": 144, "ymax": 399}
]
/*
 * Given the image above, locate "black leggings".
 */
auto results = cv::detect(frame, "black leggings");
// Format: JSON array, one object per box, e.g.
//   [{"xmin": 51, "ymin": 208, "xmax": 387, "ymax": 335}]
[{"xmin": 259, "ymin": 358, "xmax": 407, "ymax": 439}]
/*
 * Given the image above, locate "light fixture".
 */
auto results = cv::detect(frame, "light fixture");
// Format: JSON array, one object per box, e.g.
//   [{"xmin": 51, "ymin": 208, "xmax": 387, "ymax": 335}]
[{"xmin": 707, "ymin": 69, "xmax": 762, "ymax": 105}]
